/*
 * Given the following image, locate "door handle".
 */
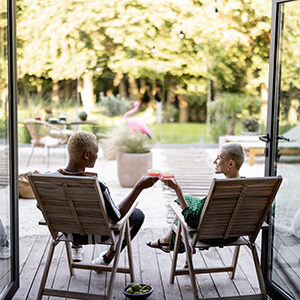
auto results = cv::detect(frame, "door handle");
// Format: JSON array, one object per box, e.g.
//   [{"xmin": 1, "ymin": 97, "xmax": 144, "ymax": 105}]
[
  {"xmin": 277, "ymin": 135, "xmax": 290, "ymax": 142},
  {"xmin": 259, "ymin": 134, "xmax": 271, "ymax": 143}
]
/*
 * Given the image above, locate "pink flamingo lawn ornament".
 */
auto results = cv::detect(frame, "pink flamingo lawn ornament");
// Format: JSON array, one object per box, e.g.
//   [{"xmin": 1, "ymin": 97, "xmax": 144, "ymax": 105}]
[{"xmin": 124, "ymin": 101, "xmax": 152, "ymax": 139}]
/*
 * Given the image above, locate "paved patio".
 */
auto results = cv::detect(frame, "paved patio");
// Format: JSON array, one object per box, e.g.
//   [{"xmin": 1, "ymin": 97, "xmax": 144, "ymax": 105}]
[{"xmin": 17, "ymin": 144, "xmax": 266, "ymax": 237}]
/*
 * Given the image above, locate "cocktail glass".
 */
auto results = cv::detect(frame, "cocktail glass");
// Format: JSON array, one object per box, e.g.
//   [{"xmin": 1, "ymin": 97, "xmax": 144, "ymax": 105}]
[
  {"xmin": 147, "ymin": 169, "xmax": 161, "ymax": 177},
  {"xmin": 161, "ymin": 172, "xmax": 174, "ymax": 179}
]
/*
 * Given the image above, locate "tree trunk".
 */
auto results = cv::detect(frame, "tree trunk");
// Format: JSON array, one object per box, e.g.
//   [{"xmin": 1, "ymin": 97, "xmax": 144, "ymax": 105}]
[
  {"xmin": 37, "ymin": 78, "xmax": 42, "ymax": 94},
  {"xmin": 1, "ymin": 87, "xmax": 8, "ymax": 114},
  {"xmin": 81, "ymin": 72, "xmax": 95, "ymax": 115},
  {"xmin": 113, "ymin": 72, "xmax": 127, "ymax": 98},
  {"xmin": 259, "ymin": 83, "xmax": 268, "ymax": 124},
  {"xmin": 288, "ymin": 99, "xmax": 299, "ymax": 125},
  {"xmin": 228, "ymin": 119, "xmax": 236, "ymax": 135},
  {"xmin": 52, "ymin": 79, "xmax": 59, "ymax": 104},
  {"xmin": 163, "ymin": 81, "xmax": 174, "ymax": 122},
  {"xmin": 128, "ymin": 76, "xmax": 138, "ymax": 100},
  {"xmin": 178, "ymin": 95, "xmax": 188, "ymax": 123},
  {"xmin": 206, "ymin": 79, "xmax": 212, "ymax": 136}
]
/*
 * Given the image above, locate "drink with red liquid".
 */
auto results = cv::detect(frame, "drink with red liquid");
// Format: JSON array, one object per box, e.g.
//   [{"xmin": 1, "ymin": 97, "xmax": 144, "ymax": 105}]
[
  {"xmin": 147, "ymin": 169, "xmax": 161, "ymax": 177},
  {"xmin": 161, "ymin": 172, "xmax": 174, "ymax": 179}
]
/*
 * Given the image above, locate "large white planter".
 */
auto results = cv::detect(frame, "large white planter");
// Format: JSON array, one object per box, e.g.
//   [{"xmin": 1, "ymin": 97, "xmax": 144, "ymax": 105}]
[{"xmin": 117, "ymin": 151, "xmax": 152, "ymax": 187}]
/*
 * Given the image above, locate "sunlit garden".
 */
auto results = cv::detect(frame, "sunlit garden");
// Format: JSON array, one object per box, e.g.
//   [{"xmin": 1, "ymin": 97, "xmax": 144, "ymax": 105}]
[{"xmin": 13, "ymin": 0, "xmax": 296, "ymax": 148}]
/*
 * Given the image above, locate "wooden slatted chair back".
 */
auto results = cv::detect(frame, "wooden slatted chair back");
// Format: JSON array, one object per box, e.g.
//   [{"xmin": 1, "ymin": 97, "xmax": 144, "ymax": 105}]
[
  {"xmin": 194, "ymin": 176, "xmax": 282, "ymax": 244},
  {"xmin": 28, "ymin": 174, "xmax": 114, "ymax": 241}
]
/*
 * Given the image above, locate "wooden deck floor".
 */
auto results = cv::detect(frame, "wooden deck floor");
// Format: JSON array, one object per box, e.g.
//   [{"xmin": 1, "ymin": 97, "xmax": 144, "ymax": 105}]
[{"xmin": 14, "ymin": 229, "xmax": 265, "ymax": 300}]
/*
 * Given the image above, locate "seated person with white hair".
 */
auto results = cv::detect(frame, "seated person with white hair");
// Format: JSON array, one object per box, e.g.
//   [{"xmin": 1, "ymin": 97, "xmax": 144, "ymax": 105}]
[
  {"xmin": 147, "ymin": 142, "xmax": 245, "ymax": 253},
  {"xmin": 54, "ymin": 131, "xmax": 159, "ymax": 264}
]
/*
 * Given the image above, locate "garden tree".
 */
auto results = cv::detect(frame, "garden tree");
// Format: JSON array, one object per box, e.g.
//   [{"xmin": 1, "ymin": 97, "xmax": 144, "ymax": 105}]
[
  {"xmin": 18, "ymin": 0, "xmax": 122, "ymax": 113},
  {"xmin": 278, "ymin": 3, "xmax": 300, "ymax": 124},
  {"xmin": 104, "ymin": 0, "xmax": 272, "ymax": 120},
  {"xmin": 17, "ymin": 0, "xmax": 272, "ymax": 122},
  {"xmin": 209, "ymin": 92, "xmax": 256, "ymax": 141},
  {"xmin": 0, "ymin": 7, "xmax": 8, "ymax": 114}
]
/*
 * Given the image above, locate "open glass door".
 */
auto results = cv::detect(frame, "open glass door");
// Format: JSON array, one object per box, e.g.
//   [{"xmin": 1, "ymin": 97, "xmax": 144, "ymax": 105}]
[
  {"xmin": 261, "ymin": 0, "xmax": 300, "ymax": 299},
  {"xmin": 0, "ymin": 0, "xmax": 18, "ymax": 299}
]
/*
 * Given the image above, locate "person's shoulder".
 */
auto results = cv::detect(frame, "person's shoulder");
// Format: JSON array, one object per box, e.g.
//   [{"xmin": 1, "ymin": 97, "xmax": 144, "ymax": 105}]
[
  {"xmin": 43, "ymin": 171, "xmax": 63, "ymax": 176},
  {"xmin": 98, "ymin": 180, "xmax": 109, "ymax": 190}
]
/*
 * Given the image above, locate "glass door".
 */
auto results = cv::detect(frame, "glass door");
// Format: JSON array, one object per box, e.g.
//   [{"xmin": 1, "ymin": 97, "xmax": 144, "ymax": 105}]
[
  {"xmin": 262, "ymin": 0, "xmax": 300, "ymax": 299},
  {"xmin": 0, "ymin": 0, "xmax": 18, "ymax": 299}
]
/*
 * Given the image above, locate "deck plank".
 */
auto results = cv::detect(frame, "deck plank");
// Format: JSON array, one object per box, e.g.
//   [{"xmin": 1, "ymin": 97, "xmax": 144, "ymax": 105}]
[
  {"xmin": 138, "ymin": 228, "xmax": 167, "ymax": 299},
  {"xmin": 201, "ymin": 248, "xmax": 240, "ymax": 298},
  {"xmin": 153, "ymin": 228, "xmax": 183, "ymax": 300},
  {"xmin": 14, "ymin": 235, "xmax": 50, "ymax": 300}
]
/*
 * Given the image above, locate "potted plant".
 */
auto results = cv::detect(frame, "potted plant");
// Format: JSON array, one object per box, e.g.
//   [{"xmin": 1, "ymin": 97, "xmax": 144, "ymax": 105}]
[{"xmin": 101, "ymin": 125, "xmax": 152, "ymax": 187}]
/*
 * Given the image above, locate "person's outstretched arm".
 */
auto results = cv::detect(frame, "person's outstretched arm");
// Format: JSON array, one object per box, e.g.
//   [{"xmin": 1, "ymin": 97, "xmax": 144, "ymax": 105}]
[
  {"xmin": 118, "ymin": 176, "xmax": 159, "ymax": 217},
  {"xmin": 160, "ymin": 178, "xmax": 189, "ymax": 210}
]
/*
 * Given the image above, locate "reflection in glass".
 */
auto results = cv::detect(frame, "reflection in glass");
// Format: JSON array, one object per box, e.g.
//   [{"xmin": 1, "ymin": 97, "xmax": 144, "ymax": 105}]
[
  {"xmin": 0, "ymin": 2, "xmax": 11, "ymax": 297},
  {"xmin": 271, "ymin": 1, "xmax": 300, "ymax": 298}
]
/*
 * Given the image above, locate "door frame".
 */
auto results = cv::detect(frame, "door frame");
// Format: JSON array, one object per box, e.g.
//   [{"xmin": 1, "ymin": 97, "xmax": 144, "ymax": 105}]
[
  {"xmin": 2, "ymin": 0, "xmax": 19, "ymax": 299},
  {"xmin": 261, "ymin": 0, "xmax": 297, "ymax": 299}
]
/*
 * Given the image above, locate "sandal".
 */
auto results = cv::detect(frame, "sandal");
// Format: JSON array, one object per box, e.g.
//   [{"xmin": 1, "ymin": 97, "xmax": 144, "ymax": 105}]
[{"xmin": 146, "ymin": 239, "xmax": 170, "ymax": 253}]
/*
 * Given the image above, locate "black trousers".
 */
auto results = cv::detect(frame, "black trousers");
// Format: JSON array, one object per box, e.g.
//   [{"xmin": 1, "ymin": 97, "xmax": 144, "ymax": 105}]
[{"xmin": 72, "ymin": 208, "xmax": 145, "ymax": 252}]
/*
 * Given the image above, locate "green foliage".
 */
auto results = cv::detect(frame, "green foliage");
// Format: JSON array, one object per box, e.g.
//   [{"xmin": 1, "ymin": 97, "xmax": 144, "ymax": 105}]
[
  {"xmin": 18, "ymin": 124, "xmax": 31, "ymax": 144},
  {"xmin": 16, "ymin": 0, "xmax": 272, "ymax": 97},
  {"xmin": 163, "ymin": 104, "xmax": 178, "ymax": 122},
  {"xmin": 242, "ymin": 117, "xmax": 260, "ymax": 132},
  {"xmin": 0, "ymin": 119, "xmax": 8, "ymax": 139},
  {"xmin": 99, "ymin": 92, "xmax": 131, "ymax": 117},
  {"xmin": 209, "ymin": 92, "xmax": 254, "ymax": 141},
  {"xmin": 78, "ymin": 110, "xmax": 88, "ymax": 121}
]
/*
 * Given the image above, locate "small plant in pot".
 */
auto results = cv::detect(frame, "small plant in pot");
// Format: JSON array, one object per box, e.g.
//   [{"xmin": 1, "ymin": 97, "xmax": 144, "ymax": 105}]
[{"xmin": 101, "ymin": 125, "xmax": 152, "ymax": 187}]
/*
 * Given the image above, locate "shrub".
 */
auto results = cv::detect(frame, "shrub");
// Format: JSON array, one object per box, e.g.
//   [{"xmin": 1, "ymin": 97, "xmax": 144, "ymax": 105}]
[
  {"xmin": 242, "ymin": 117, "xmax": 260, "ymax": 132},
  {"xmin": 209, "ymin": 93, "xmax": 257, "ymax": 141},
  {"xmin": 99, "ymin": 92, "xmax": 131, "ymax": 117},
  {"xmin": 101, "ymin": 125, "xmax": 151, "ymax": 157}
]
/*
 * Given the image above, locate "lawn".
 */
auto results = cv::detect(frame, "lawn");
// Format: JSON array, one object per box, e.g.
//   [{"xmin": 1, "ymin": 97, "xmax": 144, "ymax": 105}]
[{"xmin": 151, "ymin": 123, "xmax": 215, "ymax": 144}]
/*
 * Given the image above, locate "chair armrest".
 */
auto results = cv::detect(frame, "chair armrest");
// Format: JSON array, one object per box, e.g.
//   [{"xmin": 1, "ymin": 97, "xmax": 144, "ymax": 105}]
[
  {"xmin": 39, "ymin": 218, "xmax": 47, "ymax": 226},
  {"xmin": 110, "ymin": 201, "xmax": 139, "ymax": 231},
  {"xmin": 261, "ymin": 221, "xmax": 269, "ymax": 230},
  {"xmin": 169, "ymin": 202, "xmax": 197, "ymax": 233}
]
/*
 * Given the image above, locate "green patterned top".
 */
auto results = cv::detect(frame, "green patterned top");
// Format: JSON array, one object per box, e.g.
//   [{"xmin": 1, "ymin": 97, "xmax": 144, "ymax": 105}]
[
  {"xmin": 169, "ymin": 195, "xmax": 206, "ymax": 253},
  {"xmin": 169, "ymin": 195, "xmax": 238, "ymax": 253}
]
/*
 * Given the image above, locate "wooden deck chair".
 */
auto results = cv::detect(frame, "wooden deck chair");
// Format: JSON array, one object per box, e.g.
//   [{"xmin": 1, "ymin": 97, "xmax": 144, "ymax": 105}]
[
  {"xmin": 169, "ymin": 176, "xmax": 282, "ymax": 300},
  {"xmin": 28, "ymin": 173, "xmax": 136, "ymax": 300}
]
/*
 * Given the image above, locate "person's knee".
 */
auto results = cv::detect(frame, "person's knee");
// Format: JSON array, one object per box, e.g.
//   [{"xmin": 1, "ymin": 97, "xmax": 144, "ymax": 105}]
[
  {"xmin": 135, "ymin": 208, "xmax": 145, "ymax": 226},
  {"xmin": 129, "ymin": 208, "xmax": 145, "ymax": 228}
]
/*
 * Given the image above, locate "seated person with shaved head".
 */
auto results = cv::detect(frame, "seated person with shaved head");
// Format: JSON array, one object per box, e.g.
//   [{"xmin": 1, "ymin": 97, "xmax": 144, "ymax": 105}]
[{"xmin": 54, "ymin": 131, "xmax": 159, "ymax": 264}]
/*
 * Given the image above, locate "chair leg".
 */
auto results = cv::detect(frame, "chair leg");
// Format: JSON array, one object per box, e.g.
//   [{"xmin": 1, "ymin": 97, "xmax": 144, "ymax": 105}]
[
  {"xmin": 170, "ymin": 222, "xmax": 181, "ymax": 284},
  {"xmin": 125, "ymin": 219, "xmax": 135, "ymax": 282},
  {"xmin": 250, "ymin": 243, "xmax": 267, "ymax": 299},
  {"xmin": 182, "ymin": 227, "xmax": 198, "ymax": 300},
  {"xmin": 231, "ymin": 245, "xmax": 240, "ymax": 279},
  {"xmin": 37, "ymin": 240, "xmax": 57, "ymax": 300},
  {"xmin": 65, "ymin": 241, "xmax": 74, "ymax": 276},
  {"xmin": 107, "ymin": 224, "xmax": 126, "ymax": 300},
  {"xmin": 27, "ymin": 144, "xmax": 35, "ymax": 167},
  {"xmin": 46, "ymin": 146, "xmax": 50, "ymax": 168}
]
